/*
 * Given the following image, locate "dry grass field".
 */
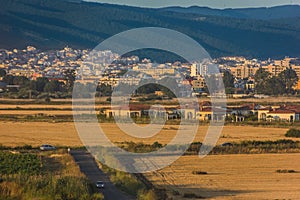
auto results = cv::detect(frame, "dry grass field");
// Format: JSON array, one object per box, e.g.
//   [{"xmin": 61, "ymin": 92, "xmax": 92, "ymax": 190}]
[
  {"xmin": 2, "ymin": 96, "xmax": 300, "ymax": 104},
  {"xmin": 0, "ymin": 121, "xmax": 83, "ymax": 147},
  {"xmin": 0, "ymin": 121, "xmax": 295, "ymax": 147},
  {"xmin": 0, "ymin": 98, "xmax": 299, "ymax": 200},
  {"xmin": 145, "ymin": 153, "xmax": 300, "ymax": 200},
  {"xmin": 0, "ymin": 110, "xmax": 74, "ymax": 115}
]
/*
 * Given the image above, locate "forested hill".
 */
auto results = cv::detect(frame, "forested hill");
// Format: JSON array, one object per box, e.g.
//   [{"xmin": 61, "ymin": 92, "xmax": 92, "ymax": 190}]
[
  {"xmin": 159, "ymin": 5, "xmax": 300, "ymax": 20},
  {"xmin": 0, "ymin": 0, "xmax": 300, "ymax": 60}
]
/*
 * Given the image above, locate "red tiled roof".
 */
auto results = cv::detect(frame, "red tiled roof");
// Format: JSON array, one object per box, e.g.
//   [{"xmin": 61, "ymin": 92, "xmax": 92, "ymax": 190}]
[
  {"xmin": 110, "ymin": 104, "xmax": 151, "ymax": 111},
  {"xmin": 201, "ymin": 107, "xmax": 226, "ymax": 112},
  {"xmin": 258, "ymin": 108, "xmax": 271, "ymax": 111},
  {"xmin": 268, "ymin": 109, "xmax": 295, "ymax": 114}
]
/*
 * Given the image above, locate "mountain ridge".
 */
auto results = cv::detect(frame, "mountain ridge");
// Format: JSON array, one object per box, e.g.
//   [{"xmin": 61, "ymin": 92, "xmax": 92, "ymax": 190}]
[
  {"xmin": 159, "ymin": 5, "xmax": 300, "ymax": 20},
  {"xmin": 0, "ymin": 0, "xmax": 299, "ymax": 61}
]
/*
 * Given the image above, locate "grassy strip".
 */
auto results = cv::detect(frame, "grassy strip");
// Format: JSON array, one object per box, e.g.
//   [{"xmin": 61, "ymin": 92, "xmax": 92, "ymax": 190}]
[
  {"xmin": 210, "ymin": 139, "xmax": 300, "ymax": 155},
  {"xmin": 101, "ymin": 165, "xmax": 158, "ymax": 200},
  {"xmin": 0, "ymin": 150, "xmax": 103, "ymax": 200},
  {"xmin": 114, "ymin": 140, "xmax": 300, "ymax": 155},
  {"xmin": 3, "ymin": 113, "xmax": 300, "ymax": 128},
  {"xmin": 2, "ymin": 139, "xmax": 299, "ymax": 155},
  {"xmin": 0, "ymin": 115, "xmax": 74, "ymax": 122},
  {"xmin": 0, "ymin": 108, "xmax": 73, "ymax": 111}
]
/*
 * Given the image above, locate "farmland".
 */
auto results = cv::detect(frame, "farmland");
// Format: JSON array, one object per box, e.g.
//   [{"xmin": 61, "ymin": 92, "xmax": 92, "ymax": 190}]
[
  {"xmin": 1, "ymin": 100, "xmax": 300, "ymax": 200},
  {"xmin": 145, "ymin": 153, "xmax": 300, "ymax": 200},
  {"xmin": 0, "ymin": 149, "xmax": 103, "ymax": 199},
  {"xmin": 0, "ymin": 121, "xmax": 297, "ymax": 147}
]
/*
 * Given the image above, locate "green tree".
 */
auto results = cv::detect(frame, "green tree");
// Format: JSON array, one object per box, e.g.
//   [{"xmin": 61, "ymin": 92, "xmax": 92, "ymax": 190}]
[
  {"xmin": 0, "ymin": 69, "xmax": 6, "ymax": 77},
  {"xmin": 97, "ymin": 84, "xmax": 112, "ymax": 96},
  {"xmin": 278, "ymin": 68, "xmax": 298, "ymax": 94},
  {"xmin": 44, "ymin": 80, "xmax": 63, "ymax": 93},
  {"xmin": 137, "ymin": 78, "xmax": 158, "ymax": 95},
  {"xmin": 2, "ymin": 75, "xmax": 14, "ymax": 84},
  {"xmin": 223, "ymin": 70, "xmax": 234, "ymax": 89},
  {"xmin": 63, "ymin": 69, "xmax": 76, "ymax": 91},
  {"xmin": 137, "ymin": 83, "xmax": 159, "ymax": 95},
  {"xmin": 12, "ymin": 76, "xmax": 29, "ymax": 86},
  {"xmin": 36, "ymin": 77, "xmax": 49, "ymax": 92},
  {"xmin": 28, "ymin": 80, "xmax": 37, "ymax": 91},
  {"xmin": 264, "ymin": 76, "xmax": 285, "ymax": 95},
  {"xmin": 254, "ymin": 68, "xmax": 270, "ymax": 94}
]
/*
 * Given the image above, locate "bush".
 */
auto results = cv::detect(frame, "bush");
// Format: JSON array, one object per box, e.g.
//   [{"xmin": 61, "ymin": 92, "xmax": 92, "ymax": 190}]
[
  {"xmin": 285, "ymin": 128, "xmax": 300, "ymax": 138},
  {"xmin": 90, "ymin": 193, "xmax": 104, "ymax": 200},
  {"xmin": 192, "ymin": 171, "xmax": 208, "ymax": 175},
  {"xmin": 110, "ymin": 171, "xmax": 145, "ymax": 196},
  {"xmin": 172, "ymin": 190, "xmax": 180, "ymax": 196},
  {"xmin": 183, "ymin": 193, "xmax": 204, "ymax": 198},
  {"xmin": 137, "ymin": 189, "xmax": 157, "ymax": 200},
  {"xmin": 276, "ymin": 169, "xmax": 297, "ymax": 173}
]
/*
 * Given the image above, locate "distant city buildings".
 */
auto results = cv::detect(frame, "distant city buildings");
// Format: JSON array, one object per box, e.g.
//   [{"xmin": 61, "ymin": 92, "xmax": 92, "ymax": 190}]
[{"xmin": 1, "ymin": 46, "xmax": 300, "ymax": 96}]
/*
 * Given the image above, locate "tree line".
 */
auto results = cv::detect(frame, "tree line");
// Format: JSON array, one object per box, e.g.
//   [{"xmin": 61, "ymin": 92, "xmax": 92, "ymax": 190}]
[
  {"xmin": 0, "ymin": 69, "xmax": 76, "ymax": 99},
  {"xmin": 221, "ymin": 67, "xmax": 299, "ymax": 95},
  {"xmin": 0, "ymin": 67, "xmax": 299, "ymax": 99},
  {"xmin": 254, "ymin": 68, "xmax": 298, "ymax": 95}
]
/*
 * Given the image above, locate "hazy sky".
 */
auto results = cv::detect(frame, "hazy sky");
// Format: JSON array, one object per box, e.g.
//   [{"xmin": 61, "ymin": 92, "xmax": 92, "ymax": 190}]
[{"xmin": 85, "ymin": 0, "xmax": 300, "ymax": 8}]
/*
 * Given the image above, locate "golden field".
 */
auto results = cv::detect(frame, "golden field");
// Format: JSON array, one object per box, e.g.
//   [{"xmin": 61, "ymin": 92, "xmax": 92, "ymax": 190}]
[
  {"xmin": 0, "ymin": 119, "xmax": 299, "ymax": 199},
  {"xmin": 145, "ymin": 153, "xmax": 300, "ymax": 200},
  {"xmin": 0, "ymin": 121, "xmax": 295, "ymax": 147},
  {"xmin": 1, "ymin": 100, "xmax": 299, "ymax": 200},
  {"xmin": 2, "ymin": 96, "xmax": 300, "ymax": 103}
]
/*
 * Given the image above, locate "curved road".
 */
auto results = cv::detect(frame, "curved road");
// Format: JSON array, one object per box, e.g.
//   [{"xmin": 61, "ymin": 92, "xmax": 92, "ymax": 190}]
[{"xmin": 70, "ymin": 150, "xmax": 134, "ymax": 200}]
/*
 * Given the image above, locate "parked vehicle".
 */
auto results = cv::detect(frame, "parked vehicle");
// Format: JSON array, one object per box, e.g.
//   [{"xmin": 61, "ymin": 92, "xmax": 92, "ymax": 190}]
[{"xmin": 40, "ymin": 144, "xmax": 56, "ymax": 151}]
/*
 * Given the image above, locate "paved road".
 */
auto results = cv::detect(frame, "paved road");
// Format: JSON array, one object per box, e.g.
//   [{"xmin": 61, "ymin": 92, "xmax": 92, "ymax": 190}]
[{"xmin": 70, "ymin": 150, "xmax": 134, "ymax": 200}]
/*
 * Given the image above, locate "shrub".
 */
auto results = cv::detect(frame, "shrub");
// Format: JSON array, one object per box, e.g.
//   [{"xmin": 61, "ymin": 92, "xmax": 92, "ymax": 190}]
[
  {"xmin": 276, "ymin": 169, "xmax": 297, "ymax": 173},
  {"xmin": 45, "ymin": 97, "xmax": 51, "ymax": 103},
  {"xmin": 111, "ymin": 171, "xmax": 145, "ymax": 196},
  {"xmin": 90, "ymin": 193, "xmax": 104, "ymax": 200},
  {"xmin": 137, "ymin": 189, "xmax": 157, "ymax": 200},
  {"xmin": 172, "ymin": 190, "xmax": 180, "ymax": 196},
  {"xmin": 183, "ymin": 193, "xmax": 204, "ymax": 198},
  {"xmin": 285, "ymin": 128, "xmax": 300, "ymax": 138},
  {"xmin": 192, "ymin": 171, "xmax": 208, "ymax": 175}
]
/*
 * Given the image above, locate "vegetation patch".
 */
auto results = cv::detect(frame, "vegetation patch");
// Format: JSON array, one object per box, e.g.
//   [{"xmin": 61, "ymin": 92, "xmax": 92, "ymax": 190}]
[
  {"xmin": 183, "ymin": 193, "xmax": 205, "ymax": 199},
  {"xmin": 285, "ymin": 128, "xmax": 300, "ymax": 138},
  {"xmin": 0, "ymin": 151, "xmax": 41, "ymax": 175},
  {"xmin": 117, "ymin": 141, "xmax": 164, "ymax": 153},
  {"xmin": 113, "ymin": 140, "xmax": 300, "ymax": 155},
  {"xmin": 172, "ymin": 190, "xmax": 180, "ymax": 196},
  {"xmin": 101, "ymin": 165, "xmax": 157, "ymax": 200},
  {"xmin": 276, "ymin": 169, "xmax": 298, "ymax": 173},
  {"xmin": 0, "ymin": 150, "xmax": 103, "ymax": 200},
  {"xmin": 192, "ymin": 171, "xmax": 208, "ymax": 175}
]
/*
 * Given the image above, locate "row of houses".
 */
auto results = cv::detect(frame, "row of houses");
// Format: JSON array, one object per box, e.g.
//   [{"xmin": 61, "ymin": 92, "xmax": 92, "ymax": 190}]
[
  {"xmin": 258, "ymin": 105, "xmax": 300, "ymax": 122},
  {"xmin": 102, "ymin": 102, "xmax": 300, "ymax": 122}
]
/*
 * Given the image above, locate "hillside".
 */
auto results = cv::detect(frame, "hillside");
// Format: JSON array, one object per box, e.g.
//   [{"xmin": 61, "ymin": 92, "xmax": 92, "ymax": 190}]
[
  {"xmin": 160, "ymin": 5, "xmax": 300, "ymax": 20},
  {"xmin": 0, "ymin": 0, "xmax": 300, "ymax": 61}
]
